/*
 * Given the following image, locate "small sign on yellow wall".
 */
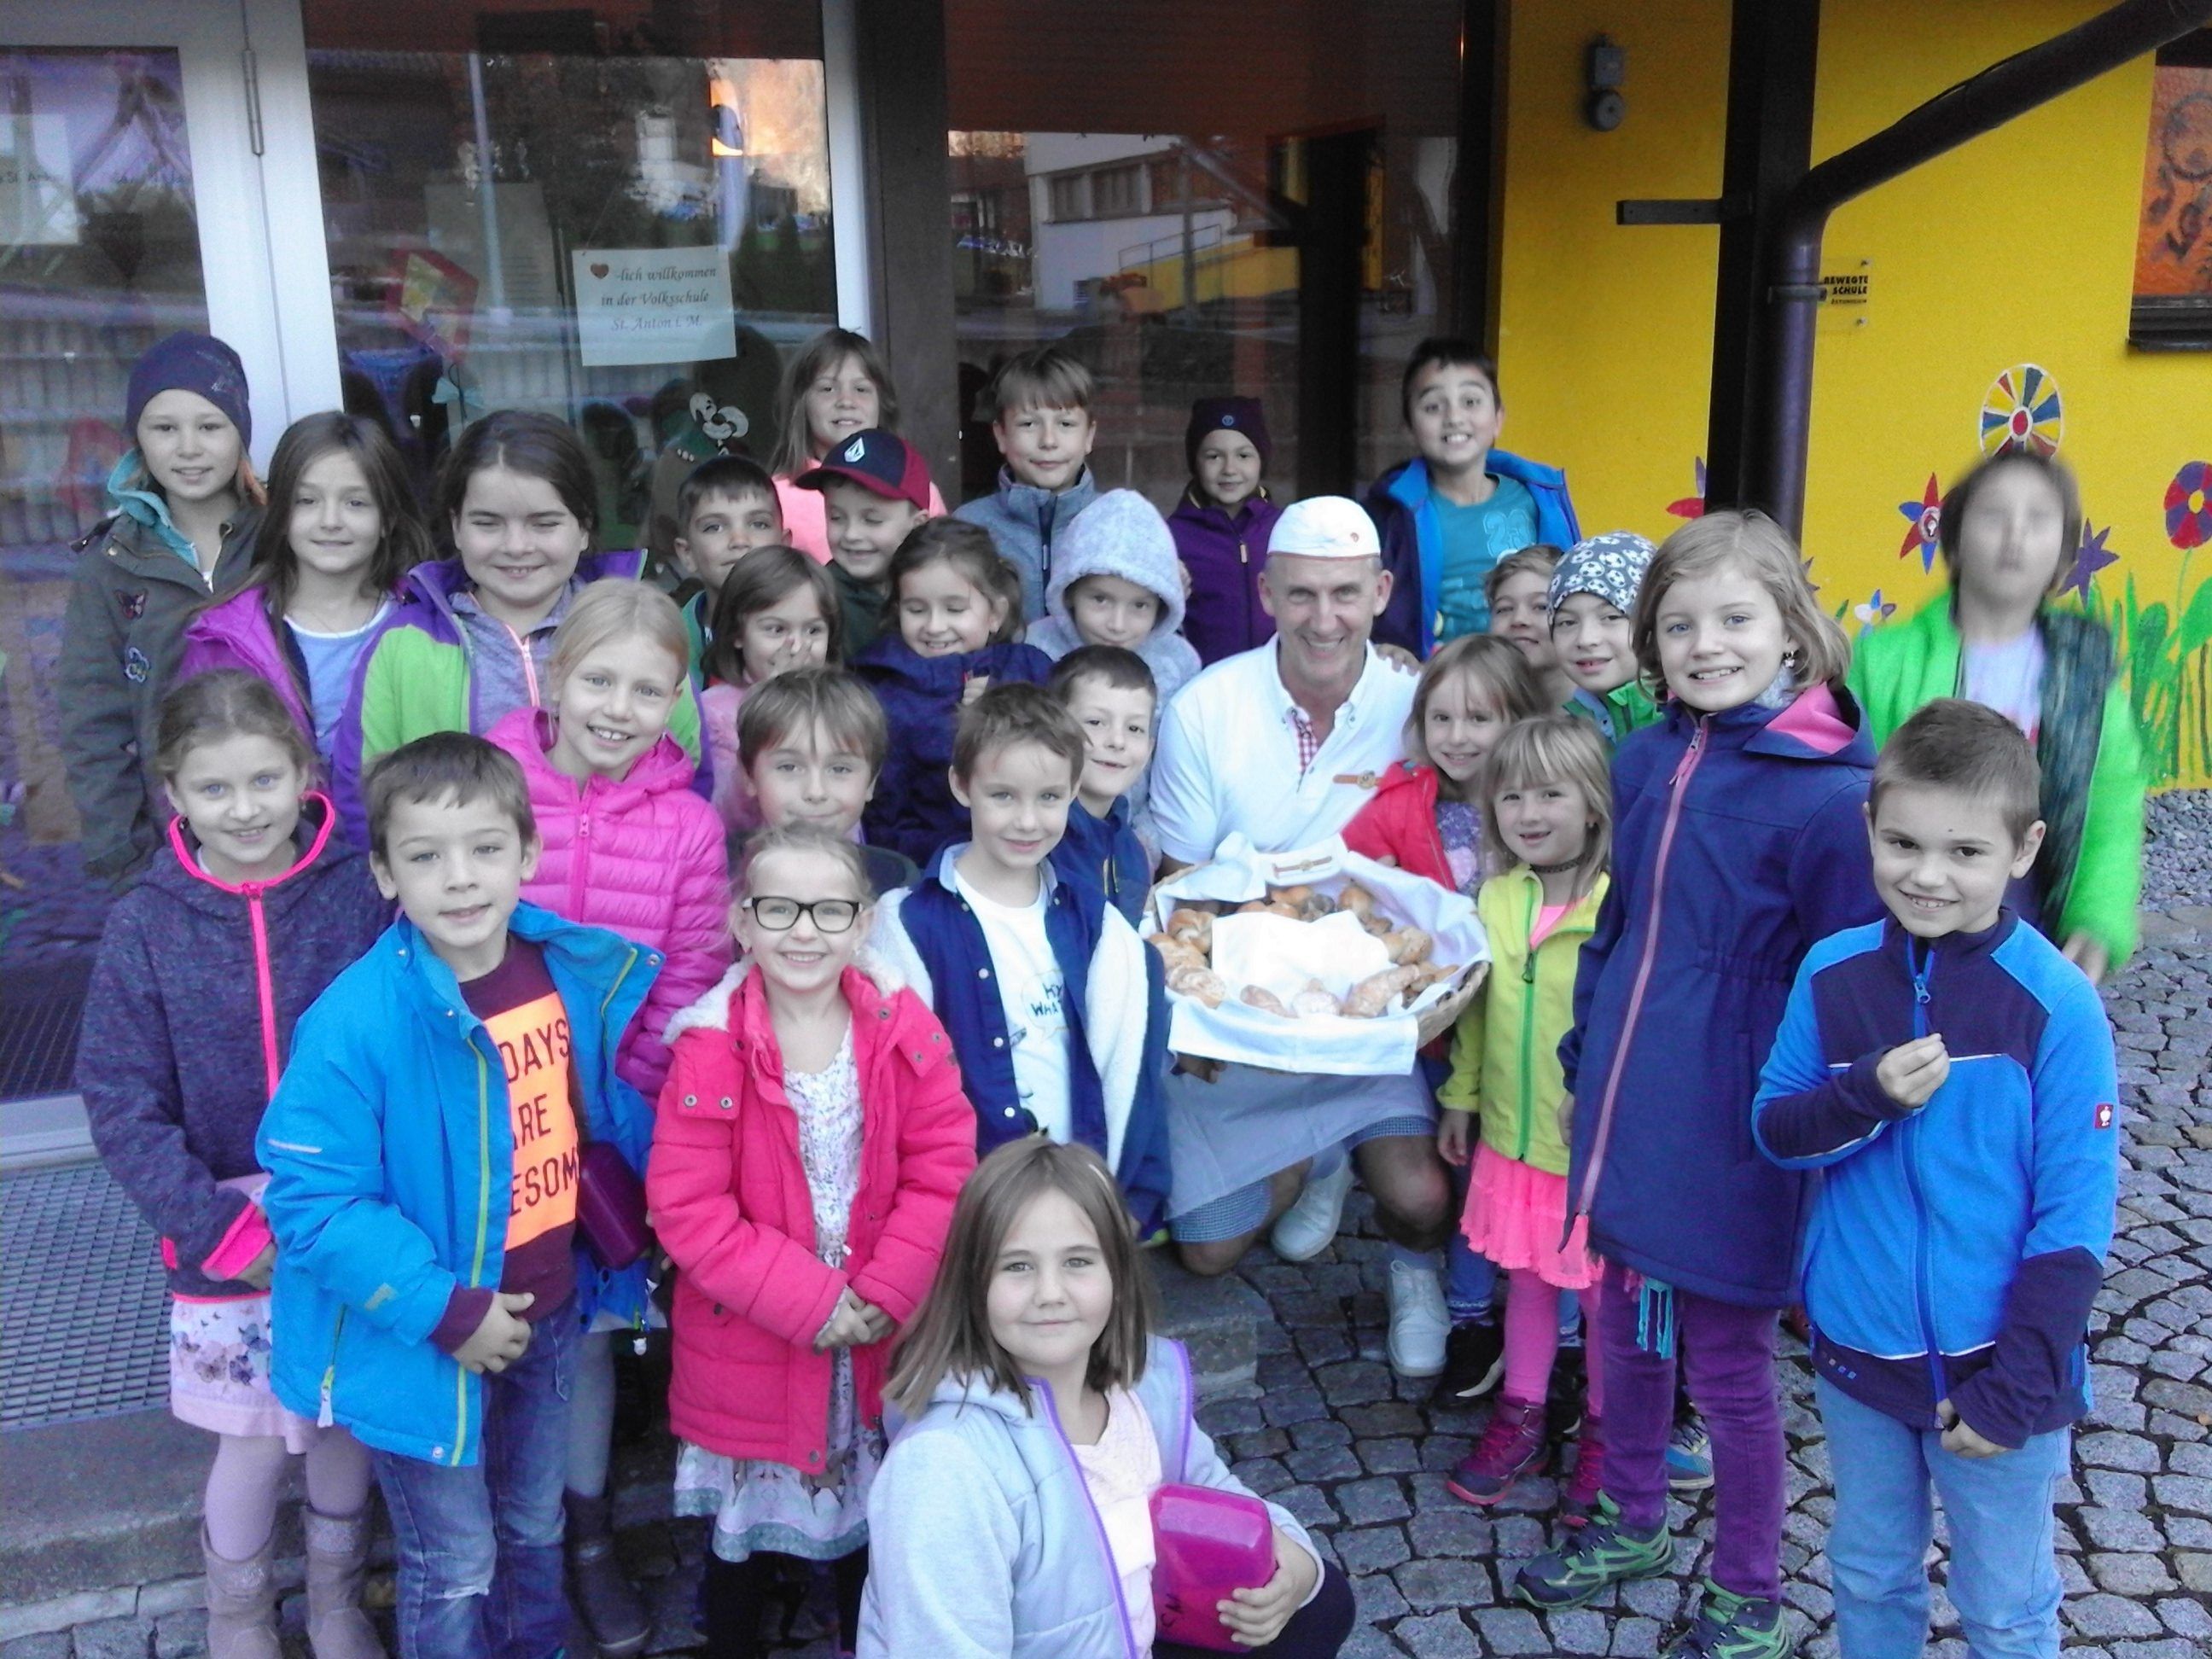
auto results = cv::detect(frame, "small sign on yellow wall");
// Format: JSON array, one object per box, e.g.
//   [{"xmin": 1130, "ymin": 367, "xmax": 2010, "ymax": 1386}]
[{"xmin": 1819, "ymin": 257, "xmax": 1873, "ymax": 333}]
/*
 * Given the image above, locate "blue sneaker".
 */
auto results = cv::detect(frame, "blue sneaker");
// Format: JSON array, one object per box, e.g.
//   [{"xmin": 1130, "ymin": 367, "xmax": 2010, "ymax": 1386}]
[
  {"xmin": 1666, "ymin": 1579, "xmax": 1797, "ymax": 1657},
  {"xmin": 1514, "ymin": 1511, "xmax": 1674, "ymax": 1609},
  {"xmin": 1667, "ymin": 1412, "xmax": 1713, "ymax": 1491}
]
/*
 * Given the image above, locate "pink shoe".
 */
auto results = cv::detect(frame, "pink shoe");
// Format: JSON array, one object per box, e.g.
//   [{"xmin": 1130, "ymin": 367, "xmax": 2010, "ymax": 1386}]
[
  {"xmin": 1447, "ymin": 1395, "xmax": 1548, "ymax": 1505},
  {"xmin": 1560, "ymin": 1414, "xmax": 1607, "ymax": 1528}
]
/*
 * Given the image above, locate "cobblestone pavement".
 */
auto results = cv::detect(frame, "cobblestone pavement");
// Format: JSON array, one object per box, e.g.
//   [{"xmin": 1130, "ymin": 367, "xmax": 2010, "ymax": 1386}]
[
  {"xmin": 1184, "ymin": 911, "xmax": 2210, "ymax": 1659},
  {"xmin": 8, "ymin": 914, "xmax": 2208, "ymax": 1659}
]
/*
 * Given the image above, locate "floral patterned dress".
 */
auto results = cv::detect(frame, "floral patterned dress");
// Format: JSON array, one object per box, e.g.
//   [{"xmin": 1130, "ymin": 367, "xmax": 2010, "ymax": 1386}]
[{"xmin": 672, "ymin": 1027, "xmax": 885, "ymax": 1563}]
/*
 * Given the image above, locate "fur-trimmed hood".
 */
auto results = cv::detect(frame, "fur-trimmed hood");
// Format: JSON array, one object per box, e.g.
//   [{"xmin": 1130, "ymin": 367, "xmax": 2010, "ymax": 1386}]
[{"xmin": 662, "ymin": 950, "xmax": 912, "ymax": 1045}]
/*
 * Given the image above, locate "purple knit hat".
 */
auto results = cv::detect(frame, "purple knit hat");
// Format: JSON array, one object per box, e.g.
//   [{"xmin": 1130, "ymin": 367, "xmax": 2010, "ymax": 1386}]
[
  {"xmin": 125, "ymin": 332, "xmax": 252, "ymax": 446},
  {"xmin": 1185, "ymin": 396, "xmax": 1271, "ymax": 473}
]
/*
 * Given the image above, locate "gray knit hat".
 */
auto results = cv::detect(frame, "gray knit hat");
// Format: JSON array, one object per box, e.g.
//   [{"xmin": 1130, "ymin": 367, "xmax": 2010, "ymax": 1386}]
[{"xmin": 1548, "ymin": 531, "xmax": 1657, "ymax": 620}]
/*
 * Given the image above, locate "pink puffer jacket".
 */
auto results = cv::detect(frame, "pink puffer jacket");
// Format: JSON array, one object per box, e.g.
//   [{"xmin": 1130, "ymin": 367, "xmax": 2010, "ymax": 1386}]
[
  {"xmin": 649, "ymin": 960, "xmax": 975, "ymax": 1466},
  {"xmin": 701, "ymin": 679, "xmax": 763, "ymax": 836},
  {"xmin": 487, "ymin": 707, "xmax": 732, "ymax": 1097}
]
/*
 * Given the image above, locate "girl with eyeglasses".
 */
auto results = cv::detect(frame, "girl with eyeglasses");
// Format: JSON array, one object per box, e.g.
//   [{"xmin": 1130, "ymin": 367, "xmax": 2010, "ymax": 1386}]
[{"xmin": 649, "ymin": 824, "xmax": 978, "ymax": 1657}]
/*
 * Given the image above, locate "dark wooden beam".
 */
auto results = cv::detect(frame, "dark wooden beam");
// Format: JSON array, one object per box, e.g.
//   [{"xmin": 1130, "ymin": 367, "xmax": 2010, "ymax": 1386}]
[
  {"xmin": 853, "ymin": 0, "xmax": 961, "ymax": 492},
  {"xmin": 1451, "ymin": 0, "xmax": 1511, "ymax": 349}
]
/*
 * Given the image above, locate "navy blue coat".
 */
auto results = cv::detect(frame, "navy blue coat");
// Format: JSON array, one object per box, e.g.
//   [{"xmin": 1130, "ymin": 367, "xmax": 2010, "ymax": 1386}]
[
  {"xmin": 854, "ymin": 634, "xmax": 1054, "ymax": 869},
  {"xmin": 1561, "ymin": 685, "xmax": 1880, "ymax": 1307},
  {"xmin": 80, "ymin": 801, "xmax": 390, "ymax": 1297},
  {"xmin": 1056, "ymin": 795, "xmax": 1152, "ymax": 928},
  {"xmin": 882, "ymin": 849, "xmax": 1172, "ymax": 1234},
  {"xmin": 1364, "ymin": 451, "xmax": 1580, "ymax": 655}
]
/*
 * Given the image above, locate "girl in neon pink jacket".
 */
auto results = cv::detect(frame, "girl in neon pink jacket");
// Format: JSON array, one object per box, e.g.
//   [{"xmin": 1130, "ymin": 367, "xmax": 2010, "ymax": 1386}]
[
  {"xmin": 485, "ymin": 577, "xmax": 734, "ymax": 1650},
  {"xmin": 649, "ymin": 826, "xmax": 975, "ymax": 1656},
  {"xmin": 486, "ymin": 581, "xmax": 732, "ymax": 1099}
]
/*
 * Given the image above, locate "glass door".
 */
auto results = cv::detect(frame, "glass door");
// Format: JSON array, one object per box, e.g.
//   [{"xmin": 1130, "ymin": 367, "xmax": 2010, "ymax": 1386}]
[{"xmin": 0, "ymin": 2, "xmax": 311, "ymax": 1110}]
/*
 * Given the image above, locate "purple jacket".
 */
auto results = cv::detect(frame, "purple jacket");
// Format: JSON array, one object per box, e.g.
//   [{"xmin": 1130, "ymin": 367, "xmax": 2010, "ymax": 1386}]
[
  {"xmin": 1562, "ymin": 684, "xmax": 1879, "ymax": 1308},
  {"xmin": 854, "ymin": 633, "xmax": 1054, "ymax": 868},
  {"xmin": 79, "ymin": 798, "xmax": 391, "ymax": 1298},
  {"xmin": 178, "ymin": 585, "xmax": 313, "ymax": 741},
  {"xmin": 1167, "ymin": 488, "xmax": 1280, "ymax": 667}
]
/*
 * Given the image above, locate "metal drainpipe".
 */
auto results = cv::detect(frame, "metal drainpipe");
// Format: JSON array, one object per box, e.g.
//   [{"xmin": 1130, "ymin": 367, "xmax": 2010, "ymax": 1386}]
[{"xmin": 1755, "ymin": 0, "xmax": 2212, "ymax": 538}]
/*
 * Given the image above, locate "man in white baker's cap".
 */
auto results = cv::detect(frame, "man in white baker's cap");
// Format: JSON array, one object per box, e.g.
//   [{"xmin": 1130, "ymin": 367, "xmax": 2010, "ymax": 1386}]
[{"xmin": 1145, "ymin": 495, "xmax": 1454, "ymax": 1382}]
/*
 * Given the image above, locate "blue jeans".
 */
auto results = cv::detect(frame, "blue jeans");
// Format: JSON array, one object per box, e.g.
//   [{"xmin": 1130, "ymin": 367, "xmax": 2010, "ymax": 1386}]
[
  {"xmin": 373, "ymin": 1302, "xmax": 578, "ymax": 1659},
  {"xmin": 1817, "ymin": 1378, "xmax": 2068, "ymax": 1659}
]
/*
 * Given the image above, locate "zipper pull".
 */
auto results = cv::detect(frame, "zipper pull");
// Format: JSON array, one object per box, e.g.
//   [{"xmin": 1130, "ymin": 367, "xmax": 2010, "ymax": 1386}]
[
  {"xmin": 317, "ymin": 1365, "xmax": 336, "ymax": 1428},
  {"xmin": 1237, "ymin": 538, "xmax": 1248, "ymax": 566},
  {"xmin": 1522, "ymin": 951, "xmax": 1537, "ymax": 985}
]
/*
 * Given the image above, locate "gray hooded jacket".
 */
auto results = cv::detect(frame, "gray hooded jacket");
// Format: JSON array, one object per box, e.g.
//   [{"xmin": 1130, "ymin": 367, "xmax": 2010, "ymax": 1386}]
[{"xmin": 859, "ymin": 1336, "xmax": 1321, "ymax": 1659}]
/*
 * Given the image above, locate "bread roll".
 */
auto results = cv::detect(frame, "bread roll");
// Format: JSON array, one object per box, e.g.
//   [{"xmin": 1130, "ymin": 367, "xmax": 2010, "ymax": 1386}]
[
  {"xmin": 1342, "ymin": 965, "xmax": 1421, "ymax": 1017},
  {"xmin": 1167, "ymin": 965, "xmax": 1229, "ymax": 1007},
  {"xmin": 1239, "ymin": 984, "xmax": 1293, "ymax": 1017}
]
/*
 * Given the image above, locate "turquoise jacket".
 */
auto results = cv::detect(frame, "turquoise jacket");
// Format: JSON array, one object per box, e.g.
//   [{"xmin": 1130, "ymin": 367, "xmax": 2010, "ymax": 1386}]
[
  {"xmin": 1847, "ymin": 595, "xmax": 2144, "ymax": 966},
  {"xmin": 257, "ymin": 902, "xmax": 658, "ymax": 1465}
]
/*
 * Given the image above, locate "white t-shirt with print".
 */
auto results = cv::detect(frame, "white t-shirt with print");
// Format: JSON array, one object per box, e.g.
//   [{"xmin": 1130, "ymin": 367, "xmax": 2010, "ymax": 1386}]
[
  {"xmin": 1961, "ymin": 628, "xmax": 2046, "ymax": 744},
  {"xmin": 947, "ymin": 862, "xmax": 1073, "ymax": 1144}
]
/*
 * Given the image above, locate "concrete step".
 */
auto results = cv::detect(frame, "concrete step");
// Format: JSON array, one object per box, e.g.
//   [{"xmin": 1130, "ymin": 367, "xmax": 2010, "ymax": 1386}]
[{"xmin": 0, "ymin": 1251, "xmax": 1264, "ymax": 1639}]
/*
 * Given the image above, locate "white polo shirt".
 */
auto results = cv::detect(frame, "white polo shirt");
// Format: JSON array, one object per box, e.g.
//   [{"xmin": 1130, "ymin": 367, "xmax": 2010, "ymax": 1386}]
[{"xmin": 1150, "ymin": 642, "xmax": 1415, "ymax": 863}]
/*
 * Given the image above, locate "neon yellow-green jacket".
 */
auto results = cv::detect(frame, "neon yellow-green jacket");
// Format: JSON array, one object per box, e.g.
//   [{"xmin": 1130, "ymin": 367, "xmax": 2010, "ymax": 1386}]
[
  {"xmin": 1439, "ymin": 867, "xmax": 1609, "ymax": 1176},
  {"xmin": 1847, "ymin": 595, "xmax": 2143, "ymax": 967}
]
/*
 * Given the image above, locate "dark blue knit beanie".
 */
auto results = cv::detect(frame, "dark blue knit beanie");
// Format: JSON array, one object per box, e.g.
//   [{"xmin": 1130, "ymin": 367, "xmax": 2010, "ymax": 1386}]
[
  {"xmin": 125, "ymin": 332, "xmax": 252, "ymax": 446},
  {"xmin": 1185, "ymin": 396, "xmax": 1271, "ymax": 474}
]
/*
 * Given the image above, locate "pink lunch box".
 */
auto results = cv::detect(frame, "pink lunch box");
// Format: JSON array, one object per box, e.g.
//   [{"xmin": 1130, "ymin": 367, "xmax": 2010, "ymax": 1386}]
[{"xmin": 1149, "ymin": 1483, "xmax": 1275, "ymax": 1651}]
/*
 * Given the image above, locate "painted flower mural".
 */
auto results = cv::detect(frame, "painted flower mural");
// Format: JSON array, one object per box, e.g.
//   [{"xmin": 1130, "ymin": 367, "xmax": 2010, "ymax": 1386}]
[{"xmin": 1897, "ymin": 474, "xmax": 1942, "ymax": 571}]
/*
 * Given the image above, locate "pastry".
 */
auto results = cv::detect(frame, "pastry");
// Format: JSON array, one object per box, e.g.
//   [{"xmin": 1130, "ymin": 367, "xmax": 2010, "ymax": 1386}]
[
  {"xmin": 1239, "ymin": 985, "xmax": 1293, "ymax": 1017},
  {"xmin": 1167, "ymin": 965, "xmax": 1228, "ymax": 1007},
  {"xmin": 1342, "ymin": 964, "xmax": 1422, "ymax": 1017}
]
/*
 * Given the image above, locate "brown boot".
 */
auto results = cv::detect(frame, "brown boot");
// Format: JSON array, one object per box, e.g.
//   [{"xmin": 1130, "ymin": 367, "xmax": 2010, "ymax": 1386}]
[
  {"xmin": 303, "ymin": 1506, "xmax": 387, "ymax": 1659},
  {"xmin": 201, "ymin": 1526, "xmax": 282, "ymax": 1659}
]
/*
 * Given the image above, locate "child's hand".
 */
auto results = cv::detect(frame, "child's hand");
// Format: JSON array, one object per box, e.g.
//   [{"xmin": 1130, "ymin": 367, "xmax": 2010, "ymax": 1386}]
[
  {"xmin": 1179, "ymin": 560, "xmax": 1194, "ymax": 599},
  {"xmin": 1218, "ymin": 1528, "xmax": 1318, "ymax": 1647},
  {"xmin": 454, "ymin": 1293, "xmax": 535, "ymax": 1374},
  {"xmin": 1436, "ymin": 1111, "xmax": 1471, "ymax": 1167},
  {"xmin": 236, "ymin": 1241, "xmax": 277, "ymax": 1291},
  {"xmin": 1376, "ymin": 644, "xmax": 1422, "ymax": 676},
  {"xmin": 1555, "ymin": 1092, "xmax": 1575, "ymax": 1147},
  {"xmin": 1875, "ymin": 1035, "xmax": 1950, "ymax": 1111},
  {"xmin": 1936, "ymin": 1398, "xmax": 2005, "ymax": 1459},
  {"xmin": 853, "ymin": 1299, "xmax": 898, "ymax": 1344},
  {"xmin": 960, "ymin": 674, "xmax": 991, "ymax": 707},
  {"xmin": 813, "ymin": 1288, "xmax": 875, "ymax": 1351},
  {"xmin": 2061, "ymin": 933, "xmax": 2110, "ymax": 986}
]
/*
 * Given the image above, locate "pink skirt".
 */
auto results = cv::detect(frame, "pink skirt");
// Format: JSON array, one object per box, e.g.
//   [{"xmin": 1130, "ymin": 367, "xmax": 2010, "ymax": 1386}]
[
  {"xmin": 1460, "ymin": 1141, "xmax": 1598, "ymax": 1291},
  {"xmin": 170, "ymin": 1294, "xmax": 323, "ymax": 1451}
]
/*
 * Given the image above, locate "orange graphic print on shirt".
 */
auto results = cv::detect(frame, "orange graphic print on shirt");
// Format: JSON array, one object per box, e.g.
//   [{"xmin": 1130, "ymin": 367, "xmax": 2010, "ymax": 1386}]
[{"xmin": 482, "ymin": 992, "xmax": 579, "ymax": 1251}]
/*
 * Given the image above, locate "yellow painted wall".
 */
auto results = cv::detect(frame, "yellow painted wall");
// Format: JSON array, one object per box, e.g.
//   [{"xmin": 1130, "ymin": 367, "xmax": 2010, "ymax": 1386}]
[{"xmin": 1494, "ymin": 0, "xmax": 2212, "ymax": 786}]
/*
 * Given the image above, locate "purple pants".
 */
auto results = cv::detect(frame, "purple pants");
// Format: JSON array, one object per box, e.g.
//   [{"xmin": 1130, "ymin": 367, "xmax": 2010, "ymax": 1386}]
[{"xmin": 1598, "ymin": 1260, "xmax": 1784, "ymax": 1603}]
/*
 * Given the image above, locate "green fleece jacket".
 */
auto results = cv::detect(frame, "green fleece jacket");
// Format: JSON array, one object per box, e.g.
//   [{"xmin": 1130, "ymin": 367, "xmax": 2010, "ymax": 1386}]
[
  {"xmin": 1564, "ymin": 678, "xmax": 1660, "ymax": 747},
  {"xmin": 1438, "ymin": 868, "xmax": 1609, "ymax": 1176},
  {"xmin": 1848, "ymin": 594, "xmax": 2144, "ymax": 966}
]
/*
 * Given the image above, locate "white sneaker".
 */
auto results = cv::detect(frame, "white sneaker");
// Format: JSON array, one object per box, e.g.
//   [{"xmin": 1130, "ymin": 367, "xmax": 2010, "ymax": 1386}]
[
  {"xmin": 1269, "ymin": 1156, "xmax": 1355, "ymax": 1263},
  {"xmin": 1387, "ymin": 1259, "xmax": 1450, "ymax": 1378}
]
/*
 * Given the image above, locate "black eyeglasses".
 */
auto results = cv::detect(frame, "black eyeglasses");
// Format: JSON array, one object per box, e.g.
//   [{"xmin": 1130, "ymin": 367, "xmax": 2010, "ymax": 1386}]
[{"xmin": 742, "ymin": 895, "xmax": 863, "ymax": 934}]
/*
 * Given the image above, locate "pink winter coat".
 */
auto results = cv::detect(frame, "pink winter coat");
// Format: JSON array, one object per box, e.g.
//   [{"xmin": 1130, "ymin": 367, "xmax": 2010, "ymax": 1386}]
[
  {"xmin": 701, "ymin": 678, "xmax": 762, "ymax": 835},
  {"xmin": 649, "ymin": 960, "xmax": 976, "ymax": 1466},
  {"xmin": 486, "ymin": 707, "xmax": 732, "ymax": 1097}
]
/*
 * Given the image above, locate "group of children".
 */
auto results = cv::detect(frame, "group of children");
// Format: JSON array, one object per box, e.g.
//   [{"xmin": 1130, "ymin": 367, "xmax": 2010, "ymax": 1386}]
[{"xmin": 61, "ymin": 324, "xmax": 2138, "ymax": 1659}]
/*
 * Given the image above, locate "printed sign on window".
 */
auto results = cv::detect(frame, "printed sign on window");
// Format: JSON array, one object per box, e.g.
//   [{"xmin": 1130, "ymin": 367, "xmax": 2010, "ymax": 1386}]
[{"xmin": 571, "ymin": 247, "xmax": 736, "ymax": 367}]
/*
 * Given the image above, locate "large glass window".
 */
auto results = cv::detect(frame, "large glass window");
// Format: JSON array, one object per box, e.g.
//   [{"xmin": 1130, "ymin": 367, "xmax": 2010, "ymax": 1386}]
[
  {"xmin": 0, "ymin": 47, "xmax": 208, "ymax": 1101},
  {"xmin": 300, "ymin": 1, "xmax": 837, "ymax": 563},
  {"xmin": 945, "ymin": 0, "xmax": 1465, "ymax": 507}
]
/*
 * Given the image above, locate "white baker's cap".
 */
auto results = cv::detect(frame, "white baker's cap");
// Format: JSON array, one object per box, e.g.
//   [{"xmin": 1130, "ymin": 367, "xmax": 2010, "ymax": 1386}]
[{"xmin": 1267, "ymin": 495, "xmax": 1381, "ymax": 560}]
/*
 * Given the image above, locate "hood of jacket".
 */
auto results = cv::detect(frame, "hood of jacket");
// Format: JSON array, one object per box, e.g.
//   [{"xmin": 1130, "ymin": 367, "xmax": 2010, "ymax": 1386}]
[
  {"xmin": 661, "ymin": 952, "xmax": 912, "ymax": 1045},
  {"xmin": 103, "ymin": 450, "xmax": 220, "ymax": 570},
  {"xmin": 392, "ymin": 548, "xmax": 650, "ymax": 645},
  {"xmin": 150, "ymin": 794, "xmax": 353, "ymax": 919},
  {"xmin": 1041, "ymin": 488, "xmax": 1188, "ymax": 640},
  {"xmin": 854, "ymin": 631, "xmax": 1042, "ymax": 695},
  {"xmin": 492, "ymin": 705, "xmax": 697, "ymax": 815}
]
